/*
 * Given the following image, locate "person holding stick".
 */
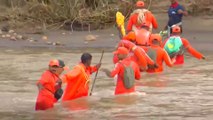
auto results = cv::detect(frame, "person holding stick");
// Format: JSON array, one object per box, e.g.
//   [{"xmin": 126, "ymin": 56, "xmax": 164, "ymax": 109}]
[{"xmin": 62, "ymin": 53, "xmax": 101, "ymax": 101}]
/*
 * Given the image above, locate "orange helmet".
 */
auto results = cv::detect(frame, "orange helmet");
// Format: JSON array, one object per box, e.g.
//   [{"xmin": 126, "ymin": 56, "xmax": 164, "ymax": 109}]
[
  {"xmin": 136, "ymin": 1, "xmax": 145, "ymax": 7},
  {"xmin": 172, "ymin": 25, "xmax": 181, "ymax": 33},
  {"xmin": 149, "ymin": 34, "xmax": 162, "ymax": 43},
  {"xmin": 123, "ymin": 31, "xmax": 136, "ymax": 41}
]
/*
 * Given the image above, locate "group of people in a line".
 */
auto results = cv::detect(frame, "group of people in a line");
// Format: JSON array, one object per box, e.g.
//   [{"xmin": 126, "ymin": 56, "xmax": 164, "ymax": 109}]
[{"xmin": 35, "ymin": 0, "xmax": 205, "ymax": 111}]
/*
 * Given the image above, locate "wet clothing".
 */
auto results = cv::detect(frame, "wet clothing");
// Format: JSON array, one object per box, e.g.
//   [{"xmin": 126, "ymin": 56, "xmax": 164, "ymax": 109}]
[
  {"xmin": 146, "ymin": 45, "xmax": 173, "ymax": 73},
  {"xmin": 167, "ymin": 2, "xmax": 184, "ymax": 27},
  {"xmin": 115, "ymin": 40, "xmax": 154, "ymax": 70},
  {"xmin": 163, "ymin": 37, "xmax": 204, "ymax": 65},
  {"xmin": 110, "ymin": 58, "xmax": 141, "ymax": 95},
  {"xmin": 35, "ymin": 70, "xmax": 59, "ymax": 111},
  {"xmin": 135, "ymin": 28, "xmax": 151, "ymax": 46},
  {"xmin": 62, "ymin": 63, "xmax": 97, "ymax": 101},
  {"xmin": 127, "ymin": 10, "xmax": 158, "ymax": 32}
]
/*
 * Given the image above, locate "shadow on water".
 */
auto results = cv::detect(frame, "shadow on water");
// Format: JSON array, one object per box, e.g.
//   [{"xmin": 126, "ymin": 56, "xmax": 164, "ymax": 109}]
[{"xmin": 0, "ymin": 49, "xmax": 213, "ymax": 120}]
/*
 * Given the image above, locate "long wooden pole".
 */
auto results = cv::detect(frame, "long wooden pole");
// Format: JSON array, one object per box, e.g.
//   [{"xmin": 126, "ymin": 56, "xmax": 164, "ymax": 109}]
[{"xmin": 89, "ymin": 50, "xmax": 104, "ymax": 96}]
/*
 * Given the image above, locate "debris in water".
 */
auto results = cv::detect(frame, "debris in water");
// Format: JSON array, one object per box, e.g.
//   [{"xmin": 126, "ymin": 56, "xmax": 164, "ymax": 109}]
[
  {"xmin": 85, "ymin": 34, "xmax": 96, "ymax": 41},
  {"xmin": 28, "ymin": 39, "xmax": 38, "ymax": 43},
  {"xmin": 46, "ymin": 41, "xmax": 52, "ymax": 45},
  {"xmin": 110, "ymin": 34, "xmax": 115, "ymax": 37},
  {"xmin": 29, "ymin": 39, "xmax": 34, "ymax": 42},
  {"xmin": 42, "ymin": 36, "xmax": 48, "ymax": 41},
  {"xmin": 52, "ymin": 42, "xmax": 56, "ymax": 46}
]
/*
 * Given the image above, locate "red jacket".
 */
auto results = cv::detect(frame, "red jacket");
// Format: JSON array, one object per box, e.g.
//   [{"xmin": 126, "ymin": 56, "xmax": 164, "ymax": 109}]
[
  {"xmin": 110, "ymin": 58, "xmax": 141, "ymax": 95},
  {"xmin": 35, "ymin": 70, "xmax": 59, "ymax": 110}
]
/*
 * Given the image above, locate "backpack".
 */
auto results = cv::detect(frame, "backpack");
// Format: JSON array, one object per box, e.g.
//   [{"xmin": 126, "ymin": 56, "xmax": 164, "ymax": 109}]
[
  {"xmin": 54, "ymin": 88, "xmax": 63, "ymax": 100},
  {"xmin": 164, "ymin": 36, "xmax": 183, "ymax": 55},
  {"xmin": 120, "ymin": 62, "xmax": 135, "ymax": 89},
  {"xmin": 147, "ymin": 48, "xmax": 158, "ymax": 69}
]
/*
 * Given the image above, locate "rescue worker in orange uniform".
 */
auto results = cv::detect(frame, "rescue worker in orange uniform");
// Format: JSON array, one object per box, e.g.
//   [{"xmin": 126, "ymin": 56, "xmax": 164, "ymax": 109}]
[
  {"xmin": 163, "ymin": 25, "xmax": 205, "ymax": 65},
  {"xmin": 127, "ymin": 0, "xmax": 158, "ymax": 33},
  {"xmin": 102, "ymin": 47, "xmax": 141, "ymax": 95},
  {"xmin": 35, "ymin": 59, "xmax": 67, "ymax": 111},
  {"xmin": 114, "ymin": 31, "xmax": 156, "ymax": 70},
  {"xmin": 62, "ymin": 53, "xmax": 101, "ymax": 101},
  {"xmin": 146, "ymin": 34, "xmax": 174, "ymax": 73},
  {"xmin": 117, "ymin": 31, "xmax": 155, "ymax": 71}
]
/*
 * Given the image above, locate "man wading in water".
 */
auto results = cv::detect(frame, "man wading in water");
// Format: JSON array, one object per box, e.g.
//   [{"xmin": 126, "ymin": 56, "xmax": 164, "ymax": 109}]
[{"xmin": 35, "ymin": 59, "xmax": 67, "ymax": 111}]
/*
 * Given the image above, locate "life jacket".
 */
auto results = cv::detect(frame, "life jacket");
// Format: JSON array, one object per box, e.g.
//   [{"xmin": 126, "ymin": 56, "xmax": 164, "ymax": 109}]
[
  {"xmin": 164, "ymin": 36, "xmax": 183, "ymax": 58},
  {"xmin": 135, "ymin": 28, "xmax": 151, "ymax": 46}
]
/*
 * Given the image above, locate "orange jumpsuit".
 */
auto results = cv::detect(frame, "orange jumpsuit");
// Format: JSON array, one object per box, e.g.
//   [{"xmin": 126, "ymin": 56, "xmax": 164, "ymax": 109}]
[
  {"xmin": 62, "ymin": 63, "xmax": 97, "ymax": 101},
  {"xmin": 127, "ymin": 11, "xmax": 158, "ymax": 32},
  {"xmin": 110, "ymin": 58, "xmax": 141, "ymax": 95},
  {"xmin": 163, "ymin": 37, "xmax": 204, "ymax": 65},
  {"xmin": 146, "ymin": 45, "xmax": 173, "ymax": 73},
  {"xmin": 114, "ymin": 40, "xmax": 154, "ymax": 70},
  {"xmin": 35, "ymin": 70, "xmax": 59, "ymax": 110}
]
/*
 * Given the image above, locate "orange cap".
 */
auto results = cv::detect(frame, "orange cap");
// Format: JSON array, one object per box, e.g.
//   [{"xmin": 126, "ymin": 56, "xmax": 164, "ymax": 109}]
[
  {"xmin": 113, "ymin": 47, "xmax": 129, "ymax": 55},
  {"xmin": 49, "ymin": 59, "xmax": 69, "ymax": 70},
  {"xmin": 136, "ymin": 1, "xmax": 145, "ymax": 7},
  {"xmin": 149, "ymin": 34, "xmax": 162, "ymax": 43},
  {"xmin": 172, "ymin": 25, "xmax": 181, "ymax": 33},
  {"xmin": 123, "ymin": 31, "xmax": 136, "ymax": 41}
]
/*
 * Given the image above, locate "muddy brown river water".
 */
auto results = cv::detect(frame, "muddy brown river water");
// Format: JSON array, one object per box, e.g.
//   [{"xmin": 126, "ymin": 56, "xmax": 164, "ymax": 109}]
[{"xmin": 0, "ymin": 48, "xmax": 212, "ymax": 120}]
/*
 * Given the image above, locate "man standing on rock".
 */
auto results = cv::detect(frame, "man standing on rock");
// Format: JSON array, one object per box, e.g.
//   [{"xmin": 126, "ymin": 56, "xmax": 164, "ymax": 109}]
[{"xmin": 166, "ymin": 0, "xmax": 188, "ymax": 36}]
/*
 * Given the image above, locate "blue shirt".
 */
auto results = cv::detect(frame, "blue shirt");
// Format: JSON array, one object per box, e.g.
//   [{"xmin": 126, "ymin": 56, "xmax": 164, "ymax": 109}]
[{"xmin": 168, "ymin": 4, "xmax": 184, "ymax": 27}]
